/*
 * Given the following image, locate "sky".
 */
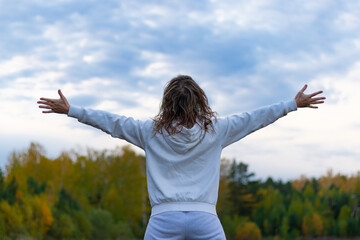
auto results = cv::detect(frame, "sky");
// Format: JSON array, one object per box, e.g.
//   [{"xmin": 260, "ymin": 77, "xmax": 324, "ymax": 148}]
[{"xmin": 0, "ymin": 0, "xmax": 359, "ymax": 181}]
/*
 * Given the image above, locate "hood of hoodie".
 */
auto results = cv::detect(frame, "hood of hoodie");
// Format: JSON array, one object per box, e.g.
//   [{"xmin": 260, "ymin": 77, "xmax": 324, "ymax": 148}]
[{"xmin": 163, "ymin": 124, "xmax": 205, "ymax": 154}]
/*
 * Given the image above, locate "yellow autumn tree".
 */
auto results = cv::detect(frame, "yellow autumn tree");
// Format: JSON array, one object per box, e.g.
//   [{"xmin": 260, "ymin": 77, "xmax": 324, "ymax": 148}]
[
  {"xmin": 104, "ymin": 146, "xmax": 147, "ymax": 236},
  {"xmin": 235, "ymin": 221, "xmax": 262, "ymax": 240},
  {"xmin": 0, "ymin": 201, "xmax": 23, "ymax": 238},
  {"xmin": 21, "ymin": 195, "xmax": 54, "ymax": 237},
  {"xmin": 291, "ymin": 175, "xmax": 308, "ymax": 191},
  {"xmin": 312, "ymin": 212, "xmax": 324, "ymax": 237},
  {"xmin": 217, "ymin": 158, "xmax": 231, "ymax": 217},
  {"xmin": 103, "ymin": 184, "xmax": 124, "ymax": 222},
  {"xmin": 302, "ymin": 212, "xmax": 324, "ymax": 237},
  {"xmin": 302, "ymin": 213, "xmax": 312, "ymax": 236}
]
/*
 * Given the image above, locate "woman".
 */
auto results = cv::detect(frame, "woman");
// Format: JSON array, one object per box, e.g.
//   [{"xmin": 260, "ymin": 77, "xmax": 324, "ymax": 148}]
[{"xmin": 37, "ymin": 75, "xmax": 325, "ymax": 239}]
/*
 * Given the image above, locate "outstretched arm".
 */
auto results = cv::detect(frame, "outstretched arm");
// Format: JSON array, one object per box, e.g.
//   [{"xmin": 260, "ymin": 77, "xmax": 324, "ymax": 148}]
[
  {"xmin": 295, "ymin": 84, "xmax": 325, "ymax": 108},
  {"xmin": 37, "ymin": 90, "xmax": 148, "ymax": 149},
  {"xmin": 37, "ymin": 89, "xmax": 70, "ymax": 114},
  {"xmin": 220, "ymin": 84, "xmax": 325, "ymax": 148}
]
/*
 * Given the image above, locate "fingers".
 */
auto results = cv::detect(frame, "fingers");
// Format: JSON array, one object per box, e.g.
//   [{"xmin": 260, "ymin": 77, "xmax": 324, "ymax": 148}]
[
  {"xmin": 39, "ymin": 97, "xmax": 55, "ymax": 102},
  {"xmin": 58, "ymin": 89, "xmax": 65, "ymax": 100},
  {"xmin": 38, "ymin": 105, "xmax": 52, "ymax": 109},
  {"xmin": 311, "ymin": 96, "xmax": 326, "ymax": 101},
  {"xmin": 307, "ymin": 96, "xmax": 325, "ymax": 108},
  {"xmin": 37, "ymin": 97, "xmax": 56, "ymax": 112},
  {"xmin": 310, "ymin": 100, "xmax": 325, "ymax": 105},
  {"xmin": 308, "ymin": 94, "xmax": 326, "ymax": 107},
  {"xmin": 58, "ymin": 89, "xmax": 70, "ymax": 107},
  {"xmin": 37, "ymin": 100, "xmax": 52, "ymax": 105},
  {"xmin": 309, "ymin": 90, "xmax": 323, "ymax": 97},
  {"xmin": 42, "ymin": 110, "xmax": 54, "ymax": 113},
  {"xmin": 310, "ymin": 97, "xmax": 326, "ymax": 103},
  {"xmin": 38, "ymin": 103, "xmax": 53, "ymax": 113},
  {"xmin": 308, "ymin": 105, "xmax": 318, "ymax": 109},
  {"xmin": 299, "ymin": 84, "xmax": 307, "ymax": 94},
  {"xmin": 37, "ymin": 99, "xmax": 54, "ymax": 108}
]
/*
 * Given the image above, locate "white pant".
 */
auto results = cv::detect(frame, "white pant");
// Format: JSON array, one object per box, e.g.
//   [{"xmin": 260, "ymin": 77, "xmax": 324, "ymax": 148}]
[{"xmin": 144, "ymin": 211, "xmax": 226, "ymax": 240}]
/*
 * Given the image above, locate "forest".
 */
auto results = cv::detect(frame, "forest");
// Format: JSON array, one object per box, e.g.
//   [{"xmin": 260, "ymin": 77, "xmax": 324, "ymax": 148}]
[{"xmin": 0, "ymin": 142, "xmax": 359, "ymax": 239}]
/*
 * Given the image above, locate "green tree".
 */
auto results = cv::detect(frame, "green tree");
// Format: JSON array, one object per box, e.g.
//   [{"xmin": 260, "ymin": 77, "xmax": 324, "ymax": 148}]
[
  {"xmin": 0, "ymin": 168, "xmax": 4, "ymax": 200},
  {"xmin": 0, "ymin": 216, "xmax": 5, "ymax": 239},
  {"xmin": 287, "ymin": 197, "xmax": 303, "ymax": 230},
  {"xmin": 280, "ymin": 216, "xmax": 289, "ymax": 239},
  {"xmin": 256, "ymin": 187, "xmax": 285, "ymax": 236},
  {"xmin": 27, "ymin": 176, "xmax": 46, "ymax": 195},
  {"xmin": 56, "ymin": 188, "xmax": 81, "ymax": 214},
  {"xmin": 3, "ymin": 176, "xmax": 18, "ymax": 205},
  {"xmin": 338, "ymin": 205, "xmax": 351, "ymax": 237},
  {"xmin": 88, "ymin": 208, "xmax": 114, "ymax": 239},
  {"xmin": 346, "ymin": 217, "xmax": 360, "ymax": 236},
  {"xmin": 221, "ymin": 215, "xmax": 246, "ymax": 239},
  {"xmin": 268, "ymin": 203, "xmax": 286, "ymax": 235},
  {"xmin": 330, "ymin": 188, "xmax": 350, "ymax": 218},
  {"xmin": 48, "ymin": 212, "xmax": 76, "ymax": 239},
  {"xmin": 72, "ymin": 210, "xmax": 92, "ymax": 239},
  {"xmin": 303, "ymin": 184, "xmax": 315, "ymax": 200},
  {"xmin": 111, "ymin": 221, "xmax": 135, "ymax": 239},
  {"xmin": 228, "ymin": 161, "xmax": 258, "ymax": 216}
]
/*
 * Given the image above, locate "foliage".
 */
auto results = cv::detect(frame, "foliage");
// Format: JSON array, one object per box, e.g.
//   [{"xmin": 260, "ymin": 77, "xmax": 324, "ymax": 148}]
[
  {"xmin": 227, "ymin": 160, "xmax": 258, "ymax": 216},
  {"xmin": 235, "ymin": 221, "xmax": 262, "ymax": 240},
  {"xmin": 0, "ymin": 143, "xmax": 146, "ymax": 239},
  {"xmin": 217, "ymin": 159, "xmax": 360, "ymax": 239}
]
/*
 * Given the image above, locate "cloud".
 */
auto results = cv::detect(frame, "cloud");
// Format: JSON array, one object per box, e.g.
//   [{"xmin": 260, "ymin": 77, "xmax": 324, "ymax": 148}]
[
  {"xmin": 335, "ymin": 12, "xmax": 359, "ymax": 30},
  {"xmin": 1, "ymin": 0, "xmax": 360, "ymax": 179},
  {"xmin": 0, "ymin": 56, "xmax": 44, "ymax": 77},
  {"xmin": 132, "ymin": 51, "xmax": 177, "ymax": 79}
]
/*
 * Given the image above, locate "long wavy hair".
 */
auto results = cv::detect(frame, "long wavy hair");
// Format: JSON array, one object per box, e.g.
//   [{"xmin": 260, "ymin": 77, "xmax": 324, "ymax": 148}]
[{"xmin": 153, "ymin": 75, "xmax": 217, "ymax": 135}]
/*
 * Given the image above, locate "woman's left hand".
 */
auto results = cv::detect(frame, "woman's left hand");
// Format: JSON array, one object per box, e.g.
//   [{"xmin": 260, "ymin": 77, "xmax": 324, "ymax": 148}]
[
  {"xmin": 295, "ymin": 84, "xmax": 326, "ymax": 108},
  {"xmin": 37, "ymin": 89, "xmax": 70, "ymax": 114}
]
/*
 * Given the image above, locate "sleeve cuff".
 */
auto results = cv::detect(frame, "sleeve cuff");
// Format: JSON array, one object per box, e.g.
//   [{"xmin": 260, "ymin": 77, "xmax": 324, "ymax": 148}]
[
  {"xmin": 67, "ymin": 105, "xmax": 82, "ymax": 119},
  {"xmin": 287, "ymin": 99, "xmax": 298, "ymax": 112}
]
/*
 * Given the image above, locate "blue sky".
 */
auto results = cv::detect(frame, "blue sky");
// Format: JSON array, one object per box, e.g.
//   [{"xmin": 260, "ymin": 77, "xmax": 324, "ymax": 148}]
[{"xmin": 1, "ymin": 0, "xmax": 359, "ymax": 180}]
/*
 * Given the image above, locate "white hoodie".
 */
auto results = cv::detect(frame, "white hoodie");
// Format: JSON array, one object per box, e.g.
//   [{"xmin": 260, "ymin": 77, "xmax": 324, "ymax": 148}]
[{"xmin": 68, "ymin": 99, "xmax": 297, "ymax": 216}]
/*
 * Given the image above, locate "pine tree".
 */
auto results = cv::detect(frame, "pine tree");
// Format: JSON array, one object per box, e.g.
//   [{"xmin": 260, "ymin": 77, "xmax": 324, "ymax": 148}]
[{"xmin": 227, "ymin": 160, "xmax": 258, "ymax": 216}]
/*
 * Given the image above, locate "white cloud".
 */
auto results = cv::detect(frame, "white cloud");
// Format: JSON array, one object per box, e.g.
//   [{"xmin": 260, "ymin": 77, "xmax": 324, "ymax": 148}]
[
  {"xmin": 212, "ymin": 0, "xmax": 283, "ymax": 31},
  {"xmin": 28, "ymin": 0, "xmax": 73, "ymax": 6},
  {"xmin": 134, "ymin": 61, "xmax": 175, "ymax": 78},
  {"xmin": 0, "ymin": 71, "xmax": 65, "ymax": 101},
  {"xmin": 38, "ymin": 19, "xmax": 109, "ymax": 69},
  {"xmin": 334, "ymin": 12, "xmax": 359, "ymax": 30},
  {"xmin": 256, "ymin": 36, "xmax": 360, "ymax": 80},
  {"xmin": 0, "ymin": 56, "xmax": 43, "ymax": 77},
  {"xmin": 186, "ymin": 0, "xmax": 326, "ymax": 35},
  {"xmin": 132, "ymin": 51, "xmax": 185, "ymax": 79},
  {"xmin": 263, "ymin": 52, "xmax": 333, "ymax": 72}
]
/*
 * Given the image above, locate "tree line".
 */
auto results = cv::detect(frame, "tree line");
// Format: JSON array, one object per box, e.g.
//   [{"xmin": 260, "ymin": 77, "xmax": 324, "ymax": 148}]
[{"xmin": 0, "ymin": 142, "xmax": 359, "ymax": 239}]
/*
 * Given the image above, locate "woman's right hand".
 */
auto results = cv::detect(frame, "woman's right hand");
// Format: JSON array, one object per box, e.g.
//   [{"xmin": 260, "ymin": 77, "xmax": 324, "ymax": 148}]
[{"xmin": 37, "ymin": 89, "xmax": 70, "ymax": 114}]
